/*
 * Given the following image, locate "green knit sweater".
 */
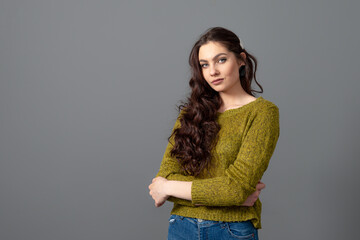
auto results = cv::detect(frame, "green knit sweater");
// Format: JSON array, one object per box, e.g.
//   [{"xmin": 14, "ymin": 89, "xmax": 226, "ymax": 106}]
[{"xmin": 155, "ymin": 96, "xmax": 280, "ymax": 229}]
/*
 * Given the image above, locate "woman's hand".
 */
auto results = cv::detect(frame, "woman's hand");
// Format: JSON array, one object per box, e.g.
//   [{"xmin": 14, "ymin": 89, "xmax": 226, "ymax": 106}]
[
  {"xmin": 241, "ymin": 181, "xmax": 266, "ymax": 207},
  {"xmin": 148, "ymin": 176, "xmax": 170, "ymax": 207}
]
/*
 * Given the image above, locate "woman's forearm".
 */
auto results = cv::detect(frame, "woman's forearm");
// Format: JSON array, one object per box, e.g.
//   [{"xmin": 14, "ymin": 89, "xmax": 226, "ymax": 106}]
[
  {"xmin": 151, "ymin": 177, "xmax": 263, "ymax": 207},
  {"xmin": 164, "ymin": 179, "xmax": 264, "ymax": 207},
  {"xmin": 165, "ymin": 180, "xmax": 193, "ymax": 201}
]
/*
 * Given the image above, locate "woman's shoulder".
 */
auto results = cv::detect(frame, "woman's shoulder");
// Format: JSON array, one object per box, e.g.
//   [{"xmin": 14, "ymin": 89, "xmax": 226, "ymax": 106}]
[
  {"xmin": 249, "ymin": 96, "xmax": 279, "ymax": 120},
  {"xmin": 255, "ymin": 96, "xmax": 279, "ymax": 111}
]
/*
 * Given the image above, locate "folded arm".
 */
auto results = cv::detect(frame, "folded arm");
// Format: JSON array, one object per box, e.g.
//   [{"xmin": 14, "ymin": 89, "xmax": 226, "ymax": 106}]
[
  {"xmin": 153, "ymin": 111, "xmax": 197, "ymax": 206},
  {"xmin": 190, "ymin": 106, "xmax": 280, "ymax": 206}
]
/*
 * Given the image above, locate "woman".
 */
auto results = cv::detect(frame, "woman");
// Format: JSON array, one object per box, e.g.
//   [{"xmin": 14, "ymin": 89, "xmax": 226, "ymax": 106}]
[{"xmin": 148, "ymin": 27, "xmax": 280, "ymax": 240}]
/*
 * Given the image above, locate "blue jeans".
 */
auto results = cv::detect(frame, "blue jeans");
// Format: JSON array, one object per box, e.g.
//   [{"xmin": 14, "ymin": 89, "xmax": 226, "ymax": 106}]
[{"xmin": 167, "ymin": 214, "xmax": 259, "ymax": 240}]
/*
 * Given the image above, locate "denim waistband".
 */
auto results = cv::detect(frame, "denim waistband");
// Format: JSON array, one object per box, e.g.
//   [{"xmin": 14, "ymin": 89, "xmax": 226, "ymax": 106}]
[{"xmin": 172, "ymin": 215, "xmax": 227, "ymax": 227}]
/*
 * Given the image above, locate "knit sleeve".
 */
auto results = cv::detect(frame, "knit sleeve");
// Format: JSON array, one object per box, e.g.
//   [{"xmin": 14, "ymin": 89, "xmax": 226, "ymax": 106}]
[
  {"xmin": 154, "ymin": 111, "xmax": 196, "ymax": 206},
  {"xmin": 191, "ymin": 105, "xmax": 280, "ymax": 206}
]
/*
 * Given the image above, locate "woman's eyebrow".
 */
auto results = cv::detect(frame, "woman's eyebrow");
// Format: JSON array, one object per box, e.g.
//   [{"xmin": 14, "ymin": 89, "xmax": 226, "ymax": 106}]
[{"xmin": 199, "ymin": 53, "xmax": 227, "ymax": 62}]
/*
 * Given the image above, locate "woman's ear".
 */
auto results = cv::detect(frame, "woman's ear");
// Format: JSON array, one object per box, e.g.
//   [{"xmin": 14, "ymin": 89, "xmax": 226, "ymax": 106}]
[
  {"xmin": 237, "ymin": 52, "xmax": 246, "ymax": 66},
  {"xmin": 240, "ymin": 52, "xmax": 246, "ymax": 62}
]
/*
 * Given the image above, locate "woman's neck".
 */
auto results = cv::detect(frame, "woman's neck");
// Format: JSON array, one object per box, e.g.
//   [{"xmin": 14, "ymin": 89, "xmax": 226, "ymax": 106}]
[{"xmin": 218, "ymin": 87, "xmax": 255, "ymax": 111}]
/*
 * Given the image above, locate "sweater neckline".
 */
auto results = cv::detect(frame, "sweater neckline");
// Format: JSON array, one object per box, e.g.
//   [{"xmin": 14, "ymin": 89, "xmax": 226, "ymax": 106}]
[{"xmin": 216, "ymin": 96, "xmax": 263, "ymax": 116}]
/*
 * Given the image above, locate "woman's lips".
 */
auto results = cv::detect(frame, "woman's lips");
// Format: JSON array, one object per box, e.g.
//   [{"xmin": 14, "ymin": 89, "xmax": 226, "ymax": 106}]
[{"xmin": 211, "ymin": 78, "xmax": 223, "ymax": 85}]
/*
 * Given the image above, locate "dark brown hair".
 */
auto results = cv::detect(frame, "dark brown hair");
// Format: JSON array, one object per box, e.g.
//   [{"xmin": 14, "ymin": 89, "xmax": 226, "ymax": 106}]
[{"xmin": 168, "ymin": 27, "xmax": 263, "ymax": 176}]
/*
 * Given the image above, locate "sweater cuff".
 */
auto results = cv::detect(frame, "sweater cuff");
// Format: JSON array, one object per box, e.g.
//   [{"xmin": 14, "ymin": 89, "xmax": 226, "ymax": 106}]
[
  {"xmin": 191, "ymin": 177, "xmax": 257, "ymax": 206},
  {"xmin": 191, "ymin": 179, "xmax": 211, "ymax": 205}
]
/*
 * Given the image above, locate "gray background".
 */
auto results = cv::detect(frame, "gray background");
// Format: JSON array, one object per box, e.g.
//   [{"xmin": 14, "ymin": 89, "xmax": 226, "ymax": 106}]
[{"xmin": 0, "ymin": 0, "xmax": 359, "ymax": 239}]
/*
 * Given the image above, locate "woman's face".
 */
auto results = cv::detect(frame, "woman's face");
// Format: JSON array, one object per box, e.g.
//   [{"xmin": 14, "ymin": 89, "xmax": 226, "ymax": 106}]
[{"xmin": 198, "ymin": 41, "xmax": 244, "ymax": 92}]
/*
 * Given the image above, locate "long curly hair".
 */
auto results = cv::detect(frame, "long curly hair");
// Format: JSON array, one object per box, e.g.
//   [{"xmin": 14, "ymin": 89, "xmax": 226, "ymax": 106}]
[{"xmin": 168, "ymin": 27, "xmax": 263, "ymax": 177}]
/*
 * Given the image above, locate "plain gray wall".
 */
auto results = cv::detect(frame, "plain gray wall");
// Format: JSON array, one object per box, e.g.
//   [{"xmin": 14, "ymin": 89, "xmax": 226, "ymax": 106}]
[{"xmin": 1, "ymin": 0, "xmax": 359, "ymax": 239}]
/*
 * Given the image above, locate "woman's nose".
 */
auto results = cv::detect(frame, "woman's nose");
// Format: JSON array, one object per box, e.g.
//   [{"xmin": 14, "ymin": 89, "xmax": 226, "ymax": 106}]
[{"xmin": 209, "ymin": 65, "xmax": 218, "ymax": 76}]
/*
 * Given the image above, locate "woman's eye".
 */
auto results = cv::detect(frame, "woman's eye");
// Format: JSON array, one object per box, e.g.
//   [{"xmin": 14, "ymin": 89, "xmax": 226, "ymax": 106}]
[
  {"xmin": 200, "ymin": 63, "xmax": 209, "ymax": 68},
  {"xmin": 218, "ymin": 58, "xmax": 227, "ymax": 63}
]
